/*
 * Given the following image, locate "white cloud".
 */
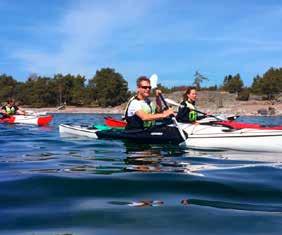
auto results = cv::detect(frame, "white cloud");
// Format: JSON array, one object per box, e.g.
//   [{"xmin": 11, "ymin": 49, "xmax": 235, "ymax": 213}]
[
  {"xmin": 6, "ymin": 1, "xmax": 282, "ymax": 88},
  {"xmin": 12, "ymin": 0, "xmax": 155, "ymax": 78}
]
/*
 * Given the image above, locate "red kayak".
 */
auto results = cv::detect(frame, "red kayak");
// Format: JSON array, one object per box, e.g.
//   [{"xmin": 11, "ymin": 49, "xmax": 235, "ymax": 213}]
[
  {"xmin": 0, "ymin": 114, "xmax": 53, "ymax": 126},
  {"xmin": 104, "ymin": 116, "xmax": 282, "ymax": 130},
  {"xmin": 104, "ymin": 116, "xmax": 126, "ymax": 128}
]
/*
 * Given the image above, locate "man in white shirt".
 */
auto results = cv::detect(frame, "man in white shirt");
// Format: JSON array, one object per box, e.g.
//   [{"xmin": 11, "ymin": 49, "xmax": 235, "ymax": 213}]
[{"xmin": 125, "ymin": 76, "xmax": 174, "ymax": 130}]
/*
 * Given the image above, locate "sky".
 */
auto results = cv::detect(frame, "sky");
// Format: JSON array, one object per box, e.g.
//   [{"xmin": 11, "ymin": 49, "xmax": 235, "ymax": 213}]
[{"xmin": 0, "ymin": 0, "xmax": 282, "ymax": 90}]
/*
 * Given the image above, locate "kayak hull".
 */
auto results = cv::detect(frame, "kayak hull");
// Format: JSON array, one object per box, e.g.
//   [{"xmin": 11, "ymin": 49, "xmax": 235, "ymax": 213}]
[
  {"xmin": 59, "ymin": 123, "xmax": 282, "ymax": 152},
  {"xmin": 0, "ymin": 115, "xmax": 53, "ymax": 126},
  {"xmin": 180, "ymin": 124, "xmax": 282, "ymax": 152},
  {"xmin": 59, "ymin": 124, "xmax": 98, "ymax": 138},
  {"xmin": 96, "ymin": 125, "xmax": 183, "ymax": 144},
  {"xmin": 59, "ymin": 124, "xmax": 183, "ymax": 144}
]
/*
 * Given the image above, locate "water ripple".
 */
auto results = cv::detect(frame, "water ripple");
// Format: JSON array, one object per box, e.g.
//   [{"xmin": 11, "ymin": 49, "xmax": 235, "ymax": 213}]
[{"xmin": 1, "ymin": 114, "xmax": 282, "ymax": 234}]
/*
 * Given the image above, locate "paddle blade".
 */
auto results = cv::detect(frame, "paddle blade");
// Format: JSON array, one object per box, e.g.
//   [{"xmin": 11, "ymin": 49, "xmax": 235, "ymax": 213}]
[
  {"xmin": 150, "ymin": 74, "xmax": 158, "ymax": 89},
  {"xmin": 164, "ymin": 98, "xmax": 181, "ymax": 107}
]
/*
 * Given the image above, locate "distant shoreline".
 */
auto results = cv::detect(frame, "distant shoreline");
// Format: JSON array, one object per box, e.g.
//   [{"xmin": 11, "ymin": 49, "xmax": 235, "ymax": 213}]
[
  {"xmin": 26, "ymin": 106, "xmax": 124, "ymax": 114},
  {"xmin": 26, "ymin": 101, "xmax": 282, "ymax": 116},
  {"xmin": 20, "ymin": 90, "xmax": 282, "ymax": 116}
]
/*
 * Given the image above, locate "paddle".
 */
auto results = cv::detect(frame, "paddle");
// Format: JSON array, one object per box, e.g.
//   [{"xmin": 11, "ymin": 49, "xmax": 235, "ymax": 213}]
[
  {"xmin": 150, "ymin": 74, "xmax": 187, "ymax": 141},
  {"xmin": 164, "ymin": 98, "xmax": 239, "ymax": 121}
]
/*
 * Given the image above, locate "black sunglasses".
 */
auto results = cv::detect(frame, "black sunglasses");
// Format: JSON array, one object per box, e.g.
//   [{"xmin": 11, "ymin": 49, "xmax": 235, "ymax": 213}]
[{"xmin": 140, "ymin": 86, "xmax": 152, "ymax": 90}]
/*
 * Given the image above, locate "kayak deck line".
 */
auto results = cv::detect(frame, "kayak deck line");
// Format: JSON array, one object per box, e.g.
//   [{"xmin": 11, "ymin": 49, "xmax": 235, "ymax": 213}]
[{"xmin": 104, "ymin": 116, "xmax": 282, "ymax": 131}]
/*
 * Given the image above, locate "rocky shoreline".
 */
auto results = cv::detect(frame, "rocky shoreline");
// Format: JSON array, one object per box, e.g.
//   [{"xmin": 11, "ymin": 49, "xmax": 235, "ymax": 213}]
[
  {"xmin": 27, "ymin": 91, "xmax": 282, "ymax": 116},
  {"xmin": 28, "ymin": 101, "xmax": 282, "ymax": 116}
]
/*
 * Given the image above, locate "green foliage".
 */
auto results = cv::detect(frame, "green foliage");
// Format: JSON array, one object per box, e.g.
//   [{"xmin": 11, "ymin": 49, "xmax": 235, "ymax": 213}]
[
  {"xmin": 251, "ymin": 67, "xmax": 282, "ymax": 100},
  {"xmin": 0, "ymin": 69, "xmax": 130, "ymax": 108},
  {"xmin": 237, "ymin": 88, "xmax": 250, "ymax": 101},
  {"xmin": 54, "ymin": 74, "xmax": 87, "ymax": 106},
  {"xmin": 0, "ymin": 74, "xmax": 18, "ymax": 102},
  {"xmin": 1, "ymin": 66, "xmax": 282, "ymax": 107},
  {"xmin": 222, "ymin": 73, "xmax": 244, "ymax": 94},
  {"xmin": 88, "ymin": 68, "xmax": 130, "ymax": 107},
  {"xmin": 70, "ymin": 75, "xmax": 87, "ymax": 105},
  {"xmin": 21, "ymin": 75, "xmax": 57, "ymax": 107},
  {"xmin": 156, "ymin": 83, "xmax": 170, "ymax": 93}
]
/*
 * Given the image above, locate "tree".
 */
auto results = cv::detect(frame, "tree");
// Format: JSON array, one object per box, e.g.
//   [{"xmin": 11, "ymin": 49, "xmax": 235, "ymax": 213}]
[
  {"xmin": 21, "ymin": 76, "xmax": 57, "ymax": 107},
  {"xmin": 52, "ymin": 74, "xmax": 88, "ymax": 106},
  {"xmin": 251, "ymin": 67, "xmax": 282, "ymax": 100},
  {"xmin": 54, "ymin": 74, "xmax": 73, "ymax": 105},
  {"xmin": 237, "ymin": 88, "xmax": 250, "ymax": 101},
  {"xmin": 193, "ymin": 71, "xmax": 208, "ymax": 90},
  {"xmin": 222, "ymin": 73, "xmax": 243, "ymax": 94},
  {"xmin": 156, "ymin": 83, "xmax": 170, "ymax": 93},
  {"xmin": 69, "ymin": 74, "xmax": 87, "ymax": 105},
  {"xmin": 88, "ymin": 68, "xmax": 130, "ymax": 107},
  {"xmin": 0, "ymin": 74, "xmax": 18, "ymax": 101}
]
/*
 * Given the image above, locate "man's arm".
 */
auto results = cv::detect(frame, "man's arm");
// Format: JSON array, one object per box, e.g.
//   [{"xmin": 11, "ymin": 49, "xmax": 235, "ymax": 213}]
[
  {"xmin": 16, "ymin": 109, "xmax": 26, "ymax": 115},
  {"xmin": 135, "ymin": 108, "xmax": 174, "ymax": 121},
  {"xmin": 15, "ymin": 106, "xmax": 26, "ymax": 115},
  {"xmin": 1, "ymin": 107, "xmax": 7, "ymax": 115}
]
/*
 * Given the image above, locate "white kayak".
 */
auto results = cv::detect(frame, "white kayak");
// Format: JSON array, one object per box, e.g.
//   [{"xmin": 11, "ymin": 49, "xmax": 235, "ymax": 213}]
[
  {"xmin": 59, "ymin": 124, "xmax": 98, "ymax": 138},
  {"xmin": 179, "ymin": 123, "xmax": 282, "ymax": 152},
  {"xmin": 59, "ymin": 123, "xmax": 282, "ymax": 152},
  {"xmin": 0, "ymin": 114, "xmax": 53, "ymax": 126}
]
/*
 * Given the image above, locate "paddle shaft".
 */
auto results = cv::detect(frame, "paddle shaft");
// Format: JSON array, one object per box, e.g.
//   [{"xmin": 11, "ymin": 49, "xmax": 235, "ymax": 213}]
[
  {"xmin": 158, "ymin": 93, "xmax": 187, "ymax": 141},
  {"xmin": 164, "ymin": 98, "xmax": 229, "ymax": 121},
  {"xmin": 192, "ymin": 109, "xmax": 222, "ymax": 121}
]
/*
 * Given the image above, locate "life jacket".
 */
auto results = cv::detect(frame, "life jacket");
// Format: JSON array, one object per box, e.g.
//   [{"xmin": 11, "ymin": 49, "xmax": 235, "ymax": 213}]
[
  {"xmin": 185, "ymin": 101, "xmax": 197, "ymax": 122},
  {"xmin": 176, "ymin": 100, "xmax": 197, "ymax": 123},
  {"xmin": 125, "ymin": 97, "xmax": 156, "ymax": 129},
  {"xmin": 2, "ymin": 105, "xmax": 17, "ymax": 115}
]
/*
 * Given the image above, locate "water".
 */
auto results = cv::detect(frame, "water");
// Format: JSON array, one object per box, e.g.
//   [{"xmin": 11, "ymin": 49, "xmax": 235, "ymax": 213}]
[{"xmin": 1, "ymin": 114, "xmax": 282, "ymax": 235}]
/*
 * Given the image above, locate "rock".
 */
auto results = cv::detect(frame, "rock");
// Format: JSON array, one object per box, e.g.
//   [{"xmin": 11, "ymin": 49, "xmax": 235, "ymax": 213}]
[{"xmin": 257, "ymin": 108, "xmax": 268, "ymax": 115}]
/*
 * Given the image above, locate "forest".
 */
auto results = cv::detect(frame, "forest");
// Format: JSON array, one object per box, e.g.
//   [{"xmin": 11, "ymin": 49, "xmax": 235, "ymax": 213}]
[{"xmin": 0, "ymin": 67, "xmax": 282, "ymax": 108}]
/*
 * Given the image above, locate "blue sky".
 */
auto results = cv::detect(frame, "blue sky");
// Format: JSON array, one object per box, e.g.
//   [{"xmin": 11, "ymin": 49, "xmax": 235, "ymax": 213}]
[{"xmin": 0, "ymin": 0, "xmax": 282, "ymax": 90}]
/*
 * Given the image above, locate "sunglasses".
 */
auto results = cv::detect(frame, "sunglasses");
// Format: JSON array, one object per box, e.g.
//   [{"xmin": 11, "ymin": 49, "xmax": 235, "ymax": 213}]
[{"xmin": 139, "ymin": 86, "xmax": 152, "ymax": 90}]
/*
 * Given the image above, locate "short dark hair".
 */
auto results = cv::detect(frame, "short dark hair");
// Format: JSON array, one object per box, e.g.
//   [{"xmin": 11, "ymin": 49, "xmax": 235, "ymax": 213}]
[
  {"xmin": 7, "ymin": 98, "xmax": 15, "ymax": 104},
  {"xmin": 136, "ymin": 76, "xmax": 150, "ymax": 87},
  {"xmin": 183, "ymin": 86, "xmax": 197, "ymax": 101}
]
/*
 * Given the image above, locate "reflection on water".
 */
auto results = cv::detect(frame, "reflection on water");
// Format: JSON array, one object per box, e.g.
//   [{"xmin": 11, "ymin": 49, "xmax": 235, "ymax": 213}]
[
  {"xmin": 2, "ymin": 135, "xmax": 282, "ymax": 177},
  {"xmin": 1, "ymin": 114, "xmax": 282, "ymax": 234}
]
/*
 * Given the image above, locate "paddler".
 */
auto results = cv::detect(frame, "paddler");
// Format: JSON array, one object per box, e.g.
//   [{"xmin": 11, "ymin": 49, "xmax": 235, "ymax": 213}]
[
  {"xmin": 1, "ymin": 98, "xmax": 26, "ymax": 117},
  {"xmin": 124, "ymin": 76, "xmax": 174, "ymax": 130},
  {"xmin": 176, "ymin": 87, "xmax": 204, "ymax": 123}
]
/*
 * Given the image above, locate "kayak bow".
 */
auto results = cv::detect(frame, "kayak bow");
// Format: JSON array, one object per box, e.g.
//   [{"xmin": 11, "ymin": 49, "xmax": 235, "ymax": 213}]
[{"xmin": 104, "ymin": 116, "xmax": 126, "ymax": 128}]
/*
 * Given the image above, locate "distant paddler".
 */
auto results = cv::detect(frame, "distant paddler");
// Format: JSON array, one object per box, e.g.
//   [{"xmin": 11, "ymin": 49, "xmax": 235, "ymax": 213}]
[{"xmin": 1, "ymin": 98, "xmax": 26, "ymax": 117}]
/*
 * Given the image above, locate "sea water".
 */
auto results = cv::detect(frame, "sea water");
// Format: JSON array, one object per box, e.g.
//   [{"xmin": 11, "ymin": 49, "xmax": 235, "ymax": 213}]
[{"xmin": 0, "ymin": 114, "xmax": 282, "ymax": 235}]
